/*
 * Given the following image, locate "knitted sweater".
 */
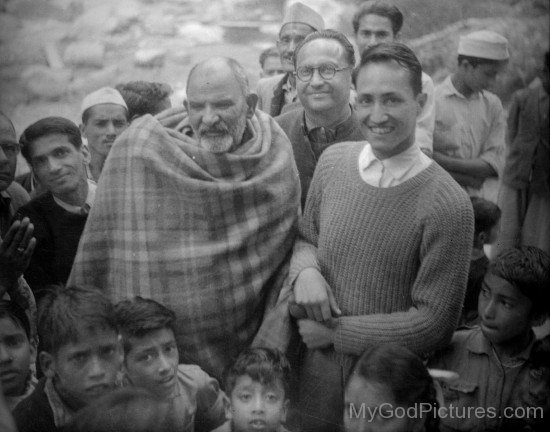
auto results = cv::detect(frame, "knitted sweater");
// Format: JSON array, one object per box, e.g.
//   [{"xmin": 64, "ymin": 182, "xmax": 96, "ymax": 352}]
[
  {"xmin": 290, "ymin": 142, "xmax": 474, "ymax": 362},
  {"xmin": 15, "ymin": 193, "xmax": 87, "ymax": 298}
]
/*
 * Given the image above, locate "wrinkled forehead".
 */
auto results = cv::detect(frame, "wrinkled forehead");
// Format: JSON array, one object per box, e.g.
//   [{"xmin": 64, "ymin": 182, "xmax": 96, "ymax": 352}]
[{"xmin": 187, "ymin": 66, "xmax": 244, "ymax": 102}]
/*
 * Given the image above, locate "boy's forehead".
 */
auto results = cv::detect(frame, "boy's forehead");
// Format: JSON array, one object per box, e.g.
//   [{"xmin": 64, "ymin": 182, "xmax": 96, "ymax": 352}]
[
  {"xmin": 126, "ymin": 327, "xmax": 176, "ymax": 351},
  {"xmin": 483, "ymin": 272, "xmax": 527, "ymax": 301},
  {"xmin": 232, "ymin": 374, "xmax": 285, "ymax": 392}
]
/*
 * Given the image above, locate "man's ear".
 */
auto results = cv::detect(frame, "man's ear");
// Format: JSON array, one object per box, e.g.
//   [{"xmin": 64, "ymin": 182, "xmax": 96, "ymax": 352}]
[
  {"xmin": 224, "ymin": 399, "xmax": 233, "ymax": 421},
  {"xmin": 79, "ymin": 123, "xmax": 87, "ymax": 138},
  {"xmin": 415, "ymin": 92, "xmax": 427, "ymax": 115},
  {"xmin": 29, "ymin": 338, "xmax": 37, "ymax": 364},
  {"xmin": 39, "ymin": 351, "xmax": 56, "ymax": 379},
  {"xmin": 80, "ymin": 144, "xmax": 91, "ymax": 165},
  {"xmin": 394, "ymin": 31, "xmax": 401, "ymax": 41},
  {"xmin": 246, "ymin": 94, "xmax": 258, "ymax": 118}
]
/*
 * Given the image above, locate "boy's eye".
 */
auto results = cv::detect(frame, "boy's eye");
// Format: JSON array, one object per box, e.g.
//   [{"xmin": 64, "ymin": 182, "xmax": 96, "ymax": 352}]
[
  {"xmin": 138, "ymin": 353, "xmax": 155, "ymax": 363},
  {"xmin": 266, "ymin": 393, "xmax": 279, "ymax": 402},
  {"xmin": 238, "ymin": 393, "xmax": 252, "ymax": 402}
]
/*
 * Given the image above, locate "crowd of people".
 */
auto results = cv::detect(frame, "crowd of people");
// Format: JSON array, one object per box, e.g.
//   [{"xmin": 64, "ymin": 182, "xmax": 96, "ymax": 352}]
[{"xmin": 1, "ymin": 1, "xmax": 549, "ymax": 431}]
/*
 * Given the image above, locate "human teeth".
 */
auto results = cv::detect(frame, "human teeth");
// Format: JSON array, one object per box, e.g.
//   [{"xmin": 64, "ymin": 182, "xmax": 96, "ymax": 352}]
[{"xmin": 370, "ymin": 127, "xmax": 392, "ymax": 134}]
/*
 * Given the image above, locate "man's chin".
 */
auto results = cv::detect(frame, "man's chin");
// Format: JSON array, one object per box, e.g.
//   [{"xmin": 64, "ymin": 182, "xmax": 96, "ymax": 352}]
[{"xmin": 198, "ymin": 136, "xmax": 234, "ymax": 154}]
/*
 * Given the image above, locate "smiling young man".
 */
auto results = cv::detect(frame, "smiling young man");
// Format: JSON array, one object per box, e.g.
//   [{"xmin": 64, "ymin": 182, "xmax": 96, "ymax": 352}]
[
  {"xmin": 288, "ymin": 42, "xmax": 473, "ymax": 431},
  {"xmin": 256, "ymin": 2, "xmax": 324, "ymax": 117},
  {"xmin": 15, "ymin": 117, "xmax": 93, "ymax": 300},
  {"xmin": 352, "ymin": 1, "xmax": 436, "ymax": 157},
  {"xmin": 276, "ymin": 30, "xmax": 364, "ymax": 207}
]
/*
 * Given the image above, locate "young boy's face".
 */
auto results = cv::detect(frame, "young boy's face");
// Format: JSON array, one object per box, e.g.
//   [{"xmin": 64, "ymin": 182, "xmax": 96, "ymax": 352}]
[
  {"xmin": 229, "ymin": 375, "xmax": 288, "ymax": 432},
  {"xmin": 0, "ymin": 316, "xmax": 35, "ymax": 397},
  {"xmin": 478, "ymin": 272, "xmax": 534, "ymax": 347},
  {"xmin": 463, "ymin": 62, "xmax": 503, "ymax": 93},
  {"xmin": 40, "ymin": 328, "xmax": 121, "ymax": 410},
  {"xmin": 124, "ymin": 327, "xmax": 179, "ymax": 399}
]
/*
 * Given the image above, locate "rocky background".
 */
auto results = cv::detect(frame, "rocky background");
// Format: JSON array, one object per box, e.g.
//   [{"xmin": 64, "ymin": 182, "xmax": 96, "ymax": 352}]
[{"xmin": 0, "ymin": 0, "xmax": 548, "ymax": 174}]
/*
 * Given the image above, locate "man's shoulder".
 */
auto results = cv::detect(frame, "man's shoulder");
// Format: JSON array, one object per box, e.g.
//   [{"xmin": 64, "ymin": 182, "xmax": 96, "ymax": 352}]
[
  {"xmin": 257, "ymin": 73, "xmax": 286, "ymax": 92},
  {"xmin": 4, "ymin": 181, "xmax": 30, "ymax": 211},
  {"xmin": 275, "ymin": 107, "xmax": 303, "ymax": 131},
  {"xmin": 16, "ymin": 192, "xmax": 54, "ymax": 218},
  {"xmin": 13, "ymin": 378, "xmax": 56, "ymax": 432}
]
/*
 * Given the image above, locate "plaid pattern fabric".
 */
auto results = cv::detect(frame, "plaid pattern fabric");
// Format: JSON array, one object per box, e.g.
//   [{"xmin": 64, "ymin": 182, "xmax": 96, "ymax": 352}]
[{"xmin": 69, "ymin": 112, "xmax": 300, "ymax": 378}]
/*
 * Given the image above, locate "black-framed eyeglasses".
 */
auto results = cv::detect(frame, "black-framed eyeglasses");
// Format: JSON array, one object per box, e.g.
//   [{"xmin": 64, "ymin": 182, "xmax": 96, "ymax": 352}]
[{"xmin": 295, "ymin": 64, "xmax": 351, "ymax": 82}]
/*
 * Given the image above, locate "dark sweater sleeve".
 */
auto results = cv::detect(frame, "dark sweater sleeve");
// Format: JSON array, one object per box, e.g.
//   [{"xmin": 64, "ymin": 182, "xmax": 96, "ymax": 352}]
[
  {"xmin": 14, "ymin": 200, "xmax": 57, "ymax": 297},
  {"xmin": 332, "ymin": 176, "xmax": 474, "ymax": 356},
  {"xmin": 288, "ymin": 145, "xmax": 343, "ymax": 285}
]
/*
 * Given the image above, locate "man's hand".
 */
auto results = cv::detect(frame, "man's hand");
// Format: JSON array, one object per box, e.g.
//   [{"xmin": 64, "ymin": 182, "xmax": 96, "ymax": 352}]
[
  {"xmin": 297, "ymin": 319, "xmax": 335, "ymax": 349},
  {"xmin": 0, "ymin": 218, "xmax": 35, "ymax": 293},
  {"xmin": 294, "ymin": 267, "xmax": 341, "ymax": 322},
  {"xmin": 154, "ymin": 106, "xmax": 190, "ymax": 132}
]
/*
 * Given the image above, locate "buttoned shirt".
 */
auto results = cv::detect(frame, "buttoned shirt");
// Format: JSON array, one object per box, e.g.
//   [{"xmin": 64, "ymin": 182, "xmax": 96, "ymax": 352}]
[
  {"xmin": 434, "ymin": 75, "xmax": 505, "ymax": 202},
  {"xmin": 358, "ymin": 142, "xmax": 432, "ymax": 187},
  {"xmin": 52, "ymin": 180, "xmax": 96, "ymax": 215},
  {"xmin": 429, "ymin": 326, "xmax": 535, "ymax": 432}
]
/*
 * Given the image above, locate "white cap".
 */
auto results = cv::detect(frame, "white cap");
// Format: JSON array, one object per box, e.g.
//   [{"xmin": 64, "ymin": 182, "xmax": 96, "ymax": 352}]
[
  {"xmin": 80, "ymin": 87, "xmax": 128, "ymax": 118},
  {"xmin": 282, "ymin": 2, "xmax": 324, "ymax": 31},
  {"xmin": 458, "ymin": 30, "xmax": 509, "ymax": 61}
]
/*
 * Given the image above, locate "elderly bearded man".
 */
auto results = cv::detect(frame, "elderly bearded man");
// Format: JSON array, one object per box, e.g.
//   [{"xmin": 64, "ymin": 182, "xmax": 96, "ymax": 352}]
[{"xmin": 69, "ymin": 57, "xmax": 301, "ymax": 379}]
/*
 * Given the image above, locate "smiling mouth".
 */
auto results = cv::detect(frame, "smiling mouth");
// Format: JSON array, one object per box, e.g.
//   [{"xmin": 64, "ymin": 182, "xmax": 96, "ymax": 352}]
[{"xmin": 368, "ymin": 126, "xmax": 394, "ymax": 135}]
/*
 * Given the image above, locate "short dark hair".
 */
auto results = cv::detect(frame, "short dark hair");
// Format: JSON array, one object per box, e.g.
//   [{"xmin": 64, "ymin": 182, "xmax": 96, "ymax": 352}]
[
  {"xmin": 0, "ymin": 300, "xmax": 31, "ymax": 340},
  {"xmin": 224, "ymin": 347, "xmax": 291, "ymax": 397},
  {"xmin": 348, "ymin": 344, "xmax": 439, "ymax": 432},
  {"xmin": 457, "ymin": 55, "xmax": 503, "ymax": 68},
  {"xmin": 259, "ymin": 46, "xmax": 279, "ymax": 68},
  {"xmin": 489, "ymin": 247, "xmax": 550, "ymax": 314},
  {"xmin": 38, "ymin": 285, "xmax": 117, "ymax": 355},
  {"xmin": 293, "ymin": 29, "xmax": 356, "ymax": 69},
  {"xmin": 114, "ymin": 297, "xmax": 176, "ymax": 354},
  {"xmin": 470, "ymin": 197, "xmax": 501, "ymax": 235},
  {"xmin": 353, "ymin": 42, "xmax": 422, "ymax": 95},
  {"xmin": 352, "ymin": 1, "xmax": 403, "ymax": 35},
  {"xmin": 115, "ymin": 81, "xmax": 172, "ymax": 119},
  {"xmin": 19, "ymin": 116, "xmax": 82, "ymax": 165}
]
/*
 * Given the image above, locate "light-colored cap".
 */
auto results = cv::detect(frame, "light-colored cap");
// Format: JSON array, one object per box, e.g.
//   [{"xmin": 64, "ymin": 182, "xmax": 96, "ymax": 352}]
[
  {"xmin": 282, "ymin": 1, "xmax": 324, "ymax": 31},
  {"xmin": 80, "ymin": 87, "xmax": 128, "ymax": 117},
  {"xmin": 458, "ymin": 30, "xmax": 510, "ymax": 61}
]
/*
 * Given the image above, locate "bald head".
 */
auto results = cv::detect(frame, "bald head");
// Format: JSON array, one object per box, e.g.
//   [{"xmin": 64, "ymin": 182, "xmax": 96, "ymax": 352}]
[
  {"xmin": 185, "ymin": 57, "xmax": 257, "ymax": 153},
  {"xmin": 187, "ymin": 57, "xmax": 250, "ymax": 99},
  {"xmin": 0, "ymin": 111, "xmax": 18, "ymax": 192}
]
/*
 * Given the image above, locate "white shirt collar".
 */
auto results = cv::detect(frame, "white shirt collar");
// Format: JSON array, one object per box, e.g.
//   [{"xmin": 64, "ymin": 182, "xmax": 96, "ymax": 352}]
[
  {"xmin": 53, "ymin": 179, "xmax": 96, "ymax": 214},
  {"xmin": 358, "ymin": 142, "xmax": 432, "ymax": 187}
]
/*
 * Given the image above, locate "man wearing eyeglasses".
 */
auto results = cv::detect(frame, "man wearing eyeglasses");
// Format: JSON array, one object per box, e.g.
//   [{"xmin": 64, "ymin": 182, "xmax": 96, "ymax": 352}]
[
  {"xmin": 256, "ymin": 2, "xmax": 324, "ymax": 117},
  {"xmin": 276, "ymin": 30, "xmax": 364, "ymax": 207}
]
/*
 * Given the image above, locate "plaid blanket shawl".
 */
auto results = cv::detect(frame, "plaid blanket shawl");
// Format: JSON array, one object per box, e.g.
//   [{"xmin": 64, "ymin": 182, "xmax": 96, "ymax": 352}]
[{"xmin": 69, "ymin": 112, "xmax": 300, "ymax": 378}]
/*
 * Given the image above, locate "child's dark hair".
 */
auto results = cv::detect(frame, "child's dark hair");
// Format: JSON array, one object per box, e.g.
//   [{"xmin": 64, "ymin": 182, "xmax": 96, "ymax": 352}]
[
  {"xmin": 489, "ymin": 246, "xmax": 550, "ymax": 315},
  {"xmin": 38, "ymin": 285, "xmax": 117, "ymax": 354},
  {"xmin": 224, "ymin": 347, "xmax": 291, "ymax": 397},
  {"xmin": 347, "ymin": 344, "xmax": 439, "ymax": 432},
  {"xmin": 471, "ymin": 197, "xmax": 501, "ymax": 235},
  {"xmin": 114, "ymin": 296, "xmax": 176, "ymax": 354},
  {"xmin": 0, "ymin": 300, "xmax": 31, "ymax": 339}
]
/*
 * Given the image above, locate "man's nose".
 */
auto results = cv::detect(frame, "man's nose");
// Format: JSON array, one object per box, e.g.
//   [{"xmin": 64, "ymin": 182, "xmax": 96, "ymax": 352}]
[{"xmin": 202, "ymin": 106, "xmax": 219, "ymax": 126}]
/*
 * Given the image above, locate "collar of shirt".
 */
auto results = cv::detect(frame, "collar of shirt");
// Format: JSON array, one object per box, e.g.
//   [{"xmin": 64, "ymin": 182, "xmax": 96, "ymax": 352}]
[
  {"xmin": 358, "ymin": 141, "xmax": 432, "ymax": 187},
  {"xmin": 466, "ymin": 326, "xmax": 535, "ymax": 363},
  {"xmin": 281, "ymin": 75, "xmax": 297, "ymax": 104},
  {"xmin": 53, "ymin": 179, "xmax": 97, "ymax": 215},
  {"xmin": 45, "ymin": 377, "xmax": 76, "ymax": 427},
  {"xmin": 302, "ymin": 107, "xmax": 356, "ymax": 145},
  {"xmin": 441, "ymin": 75, "xmax": 481, "ymax": 101}
]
